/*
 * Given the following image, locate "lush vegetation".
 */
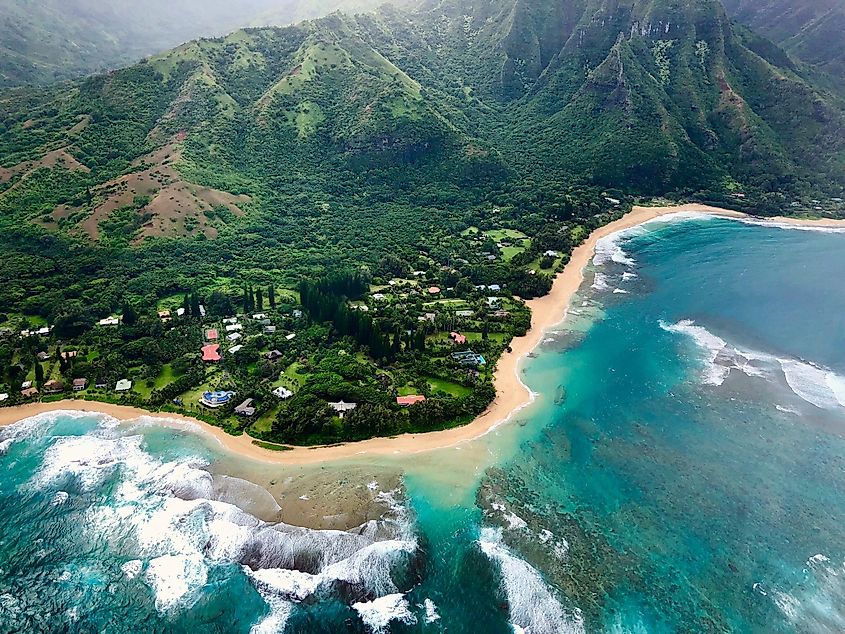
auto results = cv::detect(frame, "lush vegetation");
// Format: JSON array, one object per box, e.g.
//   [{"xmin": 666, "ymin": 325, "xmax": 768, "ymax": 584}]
[
  {"xmin": 0, "ymin": 0, "xmax": 843, "ymax": 444},
  {"xmin": 0, "ymin": 0, "xmax": 388, "ymax": 87}
]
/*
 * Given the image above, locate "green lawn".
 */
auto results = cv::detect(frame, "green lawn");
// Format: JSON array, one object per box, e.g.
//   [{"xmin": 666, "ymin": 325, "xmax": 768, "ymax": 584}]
[
  {"xmin": 282, "ymin": 362, "xmax": 310, "ymax": 387},
  {"xmin": 251, "ymin": 404, "xmax": 281, "ymax": 434},
  {"xmin": 134, "ymin": 364, "xmax": 177, "ymax": 399},
  {"xmin": 487, "ymin": 228, "xmax": 529, "ymax": 241},
  {"xmin": 427, "ymin": 376, "xmax": 472, "ymax": 397}
]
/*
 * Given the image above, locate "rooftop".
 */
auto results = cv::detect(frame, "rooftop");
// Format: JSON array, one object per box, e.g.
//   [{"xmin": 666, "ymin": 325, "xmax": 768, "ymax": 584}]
[
  {"xmin": 397, "ymin": 395, "xmax": 426, "ymax": 406},
  {"xmin": 202, "ymin": 344, "xmax": 221, "ymax": 362}
]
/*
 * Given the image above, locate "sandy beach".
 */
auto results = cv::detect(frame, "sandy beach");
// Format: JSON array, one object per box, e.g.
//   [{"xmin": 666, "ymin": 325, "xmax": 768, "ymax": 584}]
[{"xmin": 3, "ymin": 203, "xmax": 844, "ymax": 464}]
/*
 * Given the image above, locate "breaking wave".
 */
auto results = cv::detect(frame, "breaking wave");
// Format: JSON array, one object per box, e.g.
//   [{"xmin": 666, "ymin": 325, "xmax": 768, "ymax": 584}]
[
  {"xmin": 766, "ymin": 554, "xmax": 845, "ymax": 631},
  {"xmin": 479, "ymin": 527, "xmax": 583, "ymax": 634},
  {"xmin": 659, "ymin": 319, "xmax": 845, "ymax": 410},
  {"xmin": 15, "ymin": 417, "xmax": 419, "ymax": 632}
]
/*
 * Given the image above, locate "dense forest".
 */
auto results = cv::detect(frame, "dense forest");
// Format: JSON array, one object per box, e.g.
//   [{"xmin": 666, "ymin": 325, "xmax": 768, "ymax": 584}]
[{"xmin": 0, "ymin": 0, "xmax": 843, "ymax": 445}]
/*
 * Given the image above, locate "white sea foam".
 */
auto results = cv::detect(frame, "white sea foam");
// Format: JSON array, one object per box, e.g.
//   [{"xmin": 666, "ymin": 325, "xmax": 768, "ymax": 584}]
[
  {"xmin": 622, "ymin": 272, "xmax": 638, "ymax": 281},
  {"xmin": 353, "ymin": 593, "xmax": 416, "ymax": 633},
  {"xmin": 659, "ymin": 320, "xmax": 731, "ymax": 385},
  {"xmin": 660, "ymin": 319, "xmax": 845, "ymax": 410},
  {"xmin": 769, "ymin": 554, "xmax": 845, "ymax": 630},
  {"xmin": 612, "ymin": 288, "xmax": 629, "ymax": 294},
  {"xmin": 491, "ymin": 502, "xmax": 528, "ymax": 531},
  {"xmin": 145, "ymin": 554, "xmax": 208, "ymax": 612},
  {"xmin": 51, "ymin": 491, "xmax": 69, "ymax": 506},
  {"xmin": 423, "ymin": 598, "xmax": 440, "ymax": 623},
  {"xmin": 121, "ymin": 560, "xmax": 143, "ymax": 580},
  {"xmin": 594, "ymin": 233, "xmax": 636, "ymax": 267},
  {"xmin": 735, "ymin": 217, "xmax": 845, "ymax": 234},
  {"xmin": 591, "ymin": 272, "xmax": 610, "ymax": 291},
  {"xmin": 29, "ymin": 428, "xmax": 417, "ymax": 620},
  {"xmin": 479, "ymin": 527, "xmax": 584, "ymax": 634}
]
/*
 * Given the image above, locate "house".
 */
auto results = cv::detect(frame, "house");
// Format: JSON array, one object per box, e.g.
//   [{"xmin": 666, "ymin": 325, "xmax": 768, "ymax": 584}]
[
  {"xmin": 397, "ymin": 395, "xmax": 426, "ymax": 407},
  {"xmin": 263, "ymin": 325, "xmax": 277, "ymax": 334},
  {"xmin": 205, "ymin": 329, "xmax": 219, "ymax": 341},
  {"xmin": 201, "ymin": 390, "xmax": 234, "ymax": 408},
  {"xmin": 20, "ymin": 381, "xmax": 32, "ymax": 390},
  {"xmin": 61, "ymin": 350, "xmax": 78, "ymax": 361},
  {"xmin": 98, "ymin": 316, "xmax": 120, "ymax": 327},
  {"xmin": 95, "ymin": 378, "xmax": 108, "ymax": 389},
  {"xmin": 285, "ymin": 333, "xmax": 296, "ymax": 341},
  {"xmin": 234, "ymin": 398, "xmax": 256, "ymax": 417},
  {"xmin": 252, "ymin": 313, "xmax": 267, "ymax": 320},
  {"xmin": 158, "ymin": 310, "xmax": 171, "ymax": 321},
  {"xmin": 486, "ymin": 255, "xmax": 497, "ymax": 261},
  {"xmin": 266, "ymin": 350, "xmax": 283, "ymax": 361},
  {"xmin": 272, "ymin": 386, "xmax": 293, "ymax": 400},
  {"xmin": 292, "ymin": 310, "xmax": 303, "ymax": 318},
  {"xmin": 488, "ymin": 284, "xmax": 502, "ymax": 292},
  {"xmin": 198, "ymin": 305, "xmax": 206, "ymax": 317},
  {"xmin": 115, "ymin": 379, "xmax": 132, "ymax": 392},
  {"xmin": 228, "ymin": 345, "xmax": 243, "ymax": 354},
  {"xmin": 475, "ymin": 285, "xmax": 487, "ymax": 291},
  {"xmin": 428, "ymin": 287, "xmax": 441, "ymax": 295},
  {"xmin": 486, "ymin": 297, "xmax": 502, "ymax": 308},
  {"xmin": 605, "ymin": 197, "xmax": 621, "ymax": 206},
  {"xmin": 223, "ymin": 317, "xmax": 238, "ymax": 324},
  {"xmin": 0, "ymin": 393, "xmax": 8, "ymax": 402},
  {"xmin": 37, "ymin": 327, "xmax": 50, "ymax": 336},
  {"xmin": 492, "ymin": 310, "xmax": 510, "ymax": 318},
  {"xmin": 424, "ymin": 313, "xmax": 436, "ymax": 323},
  {"xmin": 43, "ymin": 380, "xmax": 64, "ymax": 394},
  {"xmin": 72, "ymin": 378, "xmax": 88, "ymax": 391},
  {"xmin": 450, "ymin": 332, "xmax": 467, "ymax": 345},
  {"xmin": 451, "ymin": 350, "xmax": 486, "ymax": 367},
  {"xmin": 328, "ymin": 401, "xmax": 357, "ymax": 418},
  {"xmin": 176, "ymin": 307, "xmax": 186, "ymax": 317},
  {"xmin": 456, "ymin": 310, "xmax": 474, "ymax": 318},
  {"xmin": 36, "ymin": 351, "xmax": 50, "ymax": 362},
  {"xmin": 258, "ymin": 319, "xmax": 272, "ymax": 326},
  {"xmin": 225, "ymin": 323, "xmax": 243, "ymax": 332},
  {"xmin": 21, "ymin": 387, "xmax": 39, "ymax": 398},
  {"xmin": 0, "ymin": 328, "xmax": 12, "ymax": 338},
  {"xmin": 202, "ymin": 344, "xmax": 222, "ymax": 362},
  {"xmin": 372, "ymin": 293, "xmax": 387, "ymax": 301},
  {"xmin": 227, "ymin": 332, "xmax": 242, "ymax": 342}
]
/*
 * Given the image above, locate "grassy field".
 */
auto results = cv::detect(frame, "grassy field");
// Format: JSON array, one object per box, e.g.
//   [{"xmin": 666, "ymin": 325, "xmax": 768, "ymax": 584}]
[
  {"xmin": 427, "ymin": 376, "xmax": 472, "ymax": 397},
  {"xmin": 134, "ymin": 363, "xmax": 177, "ymax": 399}
]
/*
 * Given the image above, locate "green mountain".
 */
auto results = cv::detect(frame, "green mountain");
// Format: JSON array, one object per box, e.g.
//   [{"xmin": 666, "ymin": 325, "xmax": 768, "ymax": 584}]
[
  {"xmin": 1, "ymin": 0, "xmax": 843, "ymax": 247},
  {"xmin": 721, "ymin": 0, "xmax": 845, "ymax": 81},
  {"xmin": 0, "ymin": 0, "xmax": 386, "ymax": 87}
]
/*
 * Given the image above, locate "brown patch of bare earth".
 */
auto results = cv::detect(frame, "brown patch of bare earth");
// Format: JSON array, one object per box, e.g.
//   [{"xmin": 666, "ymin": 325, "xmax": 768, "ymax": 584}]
[
  {"xmin": 54, "ymin": 144, "xmax": 249, "ymax": 241},
  {"xmin": 0, "ymin": 149, "xmax": 90, "ymax": 186}
]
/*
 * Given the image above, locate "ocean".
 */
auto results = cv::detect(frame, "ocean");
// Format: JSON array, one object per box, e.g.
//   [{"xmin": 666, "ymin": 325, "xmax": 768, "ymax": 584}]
[{"xmin": 2, "ymin": 213, "xmax": 845, "ymax": 633}]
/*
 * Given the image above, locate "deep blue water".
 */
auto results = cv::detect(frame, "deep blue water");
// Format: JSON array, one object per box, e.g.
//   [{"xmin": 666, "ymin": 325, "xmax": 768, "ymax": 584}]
[{"xmin": 2, "ymin": 214, "xmax": 845, "ymax": 633}]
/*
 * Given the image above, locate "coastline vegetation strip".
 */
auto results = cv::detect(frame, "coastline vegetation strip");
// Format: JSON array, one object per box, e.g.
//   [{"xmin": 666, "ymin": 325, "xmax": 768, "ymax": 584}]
[{"xmin": 3, "ymin": 206, "xmax": 845, "ymax": 465}]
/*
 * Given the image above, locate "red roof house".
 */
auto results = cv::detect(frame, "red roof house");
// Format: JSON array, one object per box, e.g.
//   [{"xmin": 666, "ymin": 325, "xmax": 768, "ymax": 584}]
[
  {"xmin": 450, "ymin": 332, "xmax": 467, "ymax": 345},
  {"xmin": 201, "ymin": 344, "xmax": 221, "ymax": 362},
  {"xmin": 206, "ymin": 329, "xmax": 218, "ymax": 341},
  {"xmin": 397, "ymin": 395, "xmax": 427, "ymax": 407}
]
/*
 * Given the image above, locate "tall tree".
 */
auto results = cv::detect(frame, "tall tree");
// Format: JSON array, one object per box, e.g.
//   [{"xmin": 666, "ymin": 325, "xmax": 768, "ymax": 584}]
[
  {"xmin": 268, "ymin": 285, "xmax": 276, "ymax": 308},
  {"xmin": 256, "ymin": 288, "xmax": 264, "ymax": 311},
  {"xmin": 34, "ymin": 360, "xmax": 44, "ymax": 387}
]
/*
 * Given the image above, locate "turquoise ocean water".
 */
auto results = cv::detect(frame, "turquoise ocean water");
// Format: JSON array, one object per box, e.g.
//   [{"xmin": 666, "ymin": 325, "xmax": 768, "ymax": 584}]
[{"xmin": 3, "ymin": 214, "xmax": 845, "ymax": 632}]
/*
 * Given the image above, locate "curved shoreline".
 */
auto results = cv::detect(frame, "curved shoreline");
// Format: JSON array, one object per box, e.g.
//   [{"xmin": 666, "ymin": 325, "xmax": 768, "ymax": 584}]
[{"xmin": 2, "ymin": 204, "xmax": 844, "ymax": 464}]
